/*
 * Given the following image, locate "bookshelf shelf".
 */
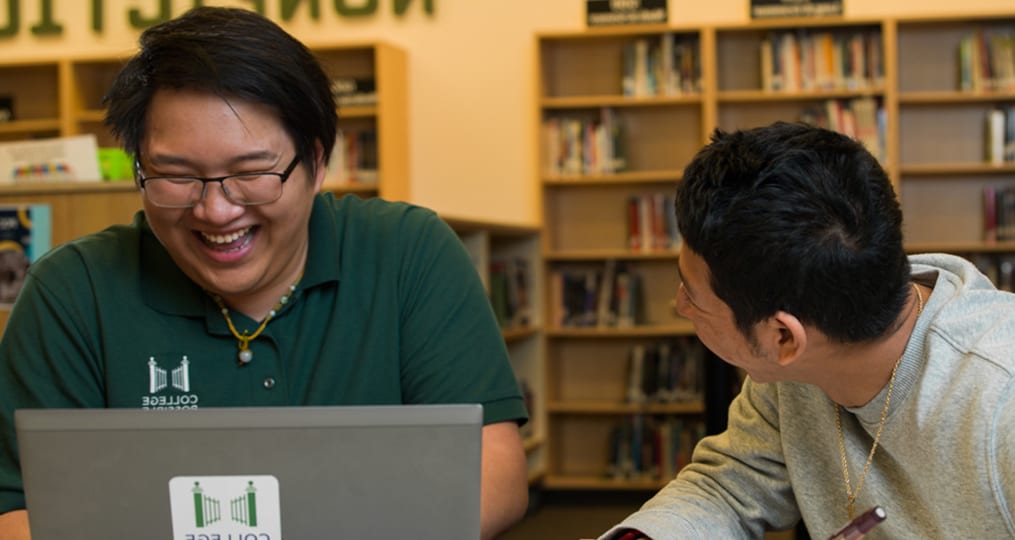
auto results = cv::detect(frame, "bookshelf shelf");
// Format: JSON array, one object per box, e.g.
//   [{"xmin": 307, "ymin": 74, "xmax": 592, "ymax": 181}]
[
  {"xmin": 542, "ymin": 95, "xmax": 702, "ymax": 109},
  {"xmin": 905, "ymin": 241, "xmax": 1015, "ymax": 254},
  {"xmin": 543, "ymin": 249, "xmax": 679, "ymax": 261},
  {"xmin": 899, "ymin": 90, "xmax": 1015, "ymax": 104},
  {"xmin": 546, "ymin": 400, "xmax": 704, "ymax": 415},
  {"xmin": 546, "ymin": 322, "xmax": 696, "ymax": 338},
  {"xmin": 542, "ymin": 475, "xmax": 667, "ymax": 491},
  {"xmin": 717, "ymin": 88, "xmax": 886, "ymax": 102},
  {"xmin": 503, "ymin": 325, "xmax": 539, "ymax": 343},
  {"xmin": 0, "ymin": 119, "xmax": 62, "ymax": 136},
  {"xmin": 543, "ymin": 170, "xmax": 683, "ymax": 185},
  {"xmin": 900, "ymin": 163, "xmax": 1015, "ymax": 176}
]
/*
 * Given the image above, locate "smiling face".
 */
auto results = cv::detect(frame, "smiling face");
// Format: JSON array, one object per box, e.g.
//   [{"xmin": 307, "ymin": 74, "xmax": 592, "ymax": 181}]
[
  {"xmin": 675, "ymin": 247, "xmax": 783, "ymax": 383},
  {"xmin": 139, "ymin": 88, "xmax": 324, "ymax": 316}
]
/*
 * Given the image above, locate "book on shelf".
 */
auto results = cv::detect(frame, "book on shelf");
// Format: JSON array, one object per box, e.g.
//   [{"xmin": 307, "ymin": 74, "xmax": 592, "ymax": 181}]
[
  {"xmin": 0, "ymin": 96, "xmax": 12, "ymax": 123},
  {"xmin": 551, "ymin": 264, "xmax": 644, "ymax": 329},
  {"xmin": 626, "ymin": 338, "xmax": 706, "ymax": 405},
  {"xmin": 626, "ymin": 193, "xmax": 681, "ymax": 252},
  {"xmin": 984, "ymin": 184, "xmax": 1015, "ymax": 242},
  {"xmin": 0, "ymin": 204, "xmax": 51, "ymax": 307},
  {"xmin": 543, "ymin": 108, "xmax": 626, "ymax": 177},
  {"xmin": 621, "ymin": 33, "xmax": 701, "ymax": 98},
  {"xmin": 331, "ymin": 77, "xmax": 377, "ymax": 107},
  {"xmin": 489, "ymin": 256, "xmax": 532, "ymax": 330},
  {"xmin": 959, "ymin": 29, "xmax": 1015, "ymax": 92},
  {"xmin": 759, "ymin": 29, "xmax": 883, "ymax": 92},
  {"xmin": 0, "ymin": 134, "xmax": 102, "ymax": 184},
  {"xmin": 329, "ymin": 128, "xmax": 378, "ymax": 185},
  {"xmin": 985, "ymin": 106, "xmax": 1015, "ymax": 165},
  {"xmin": 799, "ymin": 98, "xmax": 886, "ymax": 162},
  {"xmin": 606, "ymin": 414, "xmax": 706, "ymax": 482},
  {"xmin": 970, "ymin": 253, "xmax": 1015, "ymax": 292}
]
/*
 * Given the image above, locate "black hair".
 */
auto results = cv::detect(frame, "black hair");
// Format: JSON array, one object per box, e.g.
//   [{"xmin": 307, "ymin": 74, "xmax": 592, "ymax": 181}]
[
  {"xmin": 103, "ymin": 6, "xmax": 337, "ymax": 174},
  {"xmin": 676, "ymin": 122, "xmax": 910, "ymax": 343}
]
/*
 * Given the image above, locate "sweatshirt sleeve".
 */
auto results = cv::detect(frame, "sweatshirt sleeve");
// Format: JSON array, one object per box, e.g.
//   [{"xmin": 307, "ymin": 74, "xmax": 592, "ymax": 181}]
[{"xmin": 599, "ymin": 378, "xmax": 801, "ymax": 540}]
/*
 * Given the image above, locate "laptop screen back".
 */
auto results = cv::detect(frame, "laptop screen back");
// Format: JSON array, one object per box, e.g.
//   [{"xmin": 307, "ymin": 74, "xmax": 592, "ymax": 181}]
[{"xmin": 15, "ymin": 404, "xmax": 482, "ymax": 540}]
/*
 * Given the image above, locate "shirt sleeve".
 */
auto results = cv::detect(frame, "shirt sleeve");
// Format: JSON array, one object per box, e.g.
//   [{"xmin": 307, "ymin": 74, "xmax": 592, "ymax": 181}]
[
  {"xmin": 598, "ymin": 379, "xmax": 800, "ymax": 540},
  {"xmin": 393, "ymin": 208, "xmax": 528, "ymax": 426},
  {"xmin": 0, "ymin": 246, "xmax": 106, "ymax": 513}
]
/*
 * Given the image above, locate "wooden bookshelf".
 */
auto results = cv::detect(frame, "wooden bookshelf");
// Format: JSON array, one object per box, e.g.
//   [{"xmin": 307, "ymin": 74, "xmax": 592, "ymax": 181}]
[{"xmin": 538, "ymin": 26, "xmax": 712, "ymax": 489}]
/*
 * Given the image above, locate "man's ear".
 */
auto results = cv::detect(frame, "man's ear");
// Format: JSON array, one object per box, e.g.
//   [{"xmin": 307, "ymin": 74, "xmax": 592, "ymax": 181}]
[
  {"xmin": 311, "ymin": 139, "xmax": 328, "ymax": 193},
  {"xmin": 766, "ymin": 310, "xmax": 807, "ymax": 367}
]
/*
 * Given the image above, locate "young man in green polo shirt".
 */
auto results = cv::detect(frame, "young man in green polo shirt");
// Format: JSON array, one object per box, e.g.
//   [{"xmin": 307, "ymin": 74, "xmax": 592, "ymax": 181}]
[{"xmin": 0, "ymin": 7, "xmax": 529, "ymax": 540}]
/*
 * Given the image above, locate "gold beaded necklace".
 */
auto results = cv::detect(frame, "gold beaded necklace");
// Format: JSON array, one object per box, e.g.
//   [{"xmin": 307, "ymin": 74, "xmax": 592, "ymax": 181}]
[
  {"xmin": 211, "ymin": 276, "xmax": 301, "ymax": 366},
  {"xmin": 834, "ymin": 282, "xmax": 923, "ymax": 519}
]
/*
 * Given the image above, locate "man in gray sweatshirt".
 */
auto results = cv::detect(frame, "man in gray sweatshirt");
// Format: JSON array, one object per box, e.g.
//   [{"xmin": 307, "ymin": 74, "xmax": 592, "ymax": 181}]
[{"xmin": 600, "ymin": 122, "xmax": 1015, "ymax": 539}]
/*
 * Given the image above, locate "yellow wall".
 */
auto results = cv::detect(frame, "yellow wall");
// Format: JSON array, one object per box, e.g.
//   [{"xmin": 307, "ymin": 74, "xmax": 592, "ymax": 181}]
[{"xmin": 1, "ymin": 0, "xmax": 1012, "ymax": 225}]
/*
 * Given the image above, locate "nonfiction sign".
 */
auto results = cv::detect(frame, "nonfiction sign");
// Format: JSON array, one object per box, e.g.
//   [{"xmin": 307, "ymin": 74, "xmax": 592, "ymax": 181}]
[
  {"xmin": 586, "ymin": 0, "xmax": 668, "ymax": 27},
  {"xmin": 750, "ymin": 0, "xmax": 843, "ymax": 19},
  {"xmin": 0, "ymin": 0, "xmax": 435, "ymax": 37}
]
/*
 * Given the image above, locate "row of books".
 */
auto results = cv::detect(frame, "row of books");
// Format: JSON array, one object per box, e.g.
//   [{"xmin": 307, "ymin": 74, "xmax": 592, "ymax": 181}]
[
  {"xmin": 627, "ymin": 192, "xmax": 681, "ymax": 253},
  {"xmin": 799, "ymin": 97, "xmax": 886, "ymax": 162},
  {"xmin": 959, "ymin": 30, "xmax": 1015, "ymax": 92},
  {"xmin": 982, "ymin": 184, "xmax": 1015, "ymax": 242},
  {"xmin": 626, "ymin": 338, "xmax": 706, "ymax": 405},
  {"xmin": 985, "ymin": 107, "xmax": 1015, "ymax": 165},
  {"xmin": 542, "ymin": 108, "xmax": 625, "ymax": 176},
  {"xmin": 328, "ymin": 128, "xmax": 378, "ymax": 185},
  {"xmin": 489, "ymin": 256, "xmax": 533, "ymax": 330},
  {"xmin": 970, "ymin": 254, "xmax": 1015, "ymax": 293},
  {"xmin": 550, "ymin": 262, "xmax": 644, "ymax": 328},
  {"xmin": 607, "ymin": 414, "xmax": 707, "ymax": 481},
  {"xmin": 759, "ymin": 30, "xmax": 884, "ymax": 92},
  {"xmin": 621, "ymin": 33, "xmax": 702, "ymax": 98},
  {"xmin": 331, "ymin": 77, "xmax": 377, "ymax": 107}
]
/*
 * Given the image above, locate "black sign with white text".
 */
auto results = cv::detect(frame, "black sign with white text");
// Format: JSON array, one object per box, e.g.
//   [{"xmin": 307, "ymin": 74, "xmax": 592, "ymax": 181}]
[
  {"xmin": 750, "ymin": 0, "xmax": 843, "ymax": 19},
  {"xmin": 587, "ymin": 0, "xmax": 668, "ymax": 27}
]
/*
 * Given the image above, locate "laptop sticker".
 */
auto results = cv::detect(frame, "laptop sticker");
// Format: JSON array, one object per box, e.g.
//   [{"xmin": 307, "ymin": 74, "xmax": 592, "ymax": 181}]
[{"xmin": 169, "ymin": 475, "xmax": 281, "ymax": 539}]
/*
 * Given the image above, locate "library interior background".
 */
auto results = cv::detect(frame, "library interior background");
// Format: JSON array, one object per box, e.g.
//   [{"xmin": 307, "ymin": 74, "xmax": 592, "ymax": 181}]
[{"xmin": 2, "ymin": 1, "xmax": 1014, "ymax": 539}]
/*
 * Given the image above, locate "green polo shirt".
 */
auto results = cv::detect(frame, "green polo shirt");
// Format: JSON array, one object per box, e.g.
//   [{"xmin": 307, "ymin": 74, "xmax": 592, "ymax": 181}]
[{"xmin": 0, "ymin": 193, "xmax": 527, "ymax": 513}]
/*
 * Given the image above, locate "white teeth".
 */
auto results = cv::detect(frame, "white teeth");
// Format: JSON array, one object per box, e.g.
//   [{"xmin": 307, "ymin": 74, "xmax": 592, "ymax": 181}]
[{"xmin": 201, "ymin": 226, "xmax": 251, "ymax": 244}]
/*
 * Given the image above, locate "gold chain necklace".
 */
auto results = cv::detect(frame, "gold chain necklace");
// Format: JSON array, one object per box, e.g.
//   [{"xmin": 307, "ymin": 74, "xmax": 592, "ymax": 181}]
[
  {"xmin": 211, "ymin": 277, "xmax": 301, "ymax": 366},
  {"xmin": 835, "ymin": 281, "xmax": 924, "ymax": 519}
]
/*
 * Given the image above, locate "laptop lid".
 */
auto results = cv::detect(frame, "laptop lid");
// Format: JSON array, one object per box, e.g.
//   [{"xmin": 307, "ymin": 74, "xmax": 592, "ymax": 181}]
[{"xmin": 15, "ymin": 404, "xmax": 482, "ymax": 540}]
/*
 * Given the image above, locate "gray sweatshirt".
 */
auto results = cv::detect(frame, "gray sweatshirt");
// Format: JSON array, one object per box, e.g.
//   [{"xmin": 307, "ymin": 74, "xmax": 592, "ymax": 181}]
[{"xmin": 600, "ymin": 253, "xmax": 1015, "ymax": 539}]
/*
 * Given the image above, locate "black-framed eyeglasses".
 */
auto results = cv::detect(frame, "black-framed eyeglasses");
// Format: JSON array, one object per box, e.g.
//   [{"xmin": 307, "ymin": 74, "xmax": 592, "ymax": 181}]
[{"xmin": 135, "ymin": 155, "xmax": 301, "ymax": 208}]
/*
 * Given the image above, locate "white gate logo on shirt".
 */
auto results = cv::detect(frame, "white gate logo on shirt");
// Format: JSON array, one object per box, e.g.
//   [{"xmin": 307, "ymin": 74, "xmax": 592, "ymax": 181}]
[{"xmin": 148, "ymin": 356, "xmax": 190, "ymax": 393}]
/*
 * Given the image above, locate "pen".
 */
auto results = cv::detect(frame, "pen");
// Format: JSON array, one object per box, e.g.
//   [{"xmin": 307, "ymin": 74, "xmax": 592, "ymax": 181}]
[{"xmin": 827, "ymin": 506, "xmax": 887, "ymax": 540}]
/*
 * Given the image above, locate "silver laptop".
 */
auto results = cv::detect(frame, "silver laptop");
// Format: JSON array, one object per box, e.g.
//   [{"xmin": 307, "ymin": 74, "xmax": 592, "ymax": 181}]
[{"xmin": 15, "ymin": 404, "xmax": 482, "ymax": 540}]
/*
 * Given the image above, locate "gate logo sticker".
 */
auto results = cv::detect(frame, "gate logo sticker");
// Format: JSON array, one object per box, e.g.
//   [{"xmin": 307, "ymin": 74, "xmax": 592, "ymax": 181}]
[{"xmin": 169, "ymin": 475, "xmax": 281, "ymax": 539}]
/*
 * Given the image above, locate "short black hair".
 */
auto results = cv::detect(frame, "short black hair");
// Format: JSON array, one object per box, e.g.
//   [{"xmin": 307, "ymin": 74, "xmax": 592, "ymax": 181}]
[
  {"xmin": 676, "ymin": 122, "xmax": 910, "ymax": 343},
  {"xmin": 104, "ymin": 6, "xmax": 337, "ymax": 173}
]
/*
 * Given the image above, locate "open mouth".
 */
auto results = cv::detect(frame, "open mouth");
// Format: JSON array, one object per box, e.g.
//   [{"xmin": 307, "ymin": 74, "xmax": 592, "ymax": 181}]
[{"xmin": 198, "ymin": 226, "xmax": 255, "ymax": 252}]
